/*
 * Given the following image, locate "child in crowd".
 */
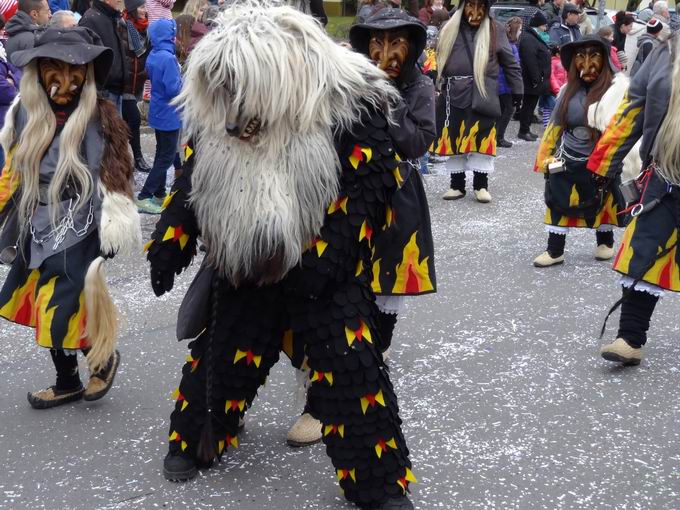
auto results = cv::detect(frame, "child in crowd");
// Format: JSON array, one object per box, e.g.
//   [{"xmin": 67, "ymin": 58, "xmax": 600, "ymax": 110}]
[
  {"xmin": 137, "ymin": 18, "xmax": 182, "ymax": 214},
  {"xmin": 541, "ymin": 45, "xmax": 564, "ymax": 127},
  {"xmin": 597, "ymin": 25, "xmax": 623, "ymax": 71}
]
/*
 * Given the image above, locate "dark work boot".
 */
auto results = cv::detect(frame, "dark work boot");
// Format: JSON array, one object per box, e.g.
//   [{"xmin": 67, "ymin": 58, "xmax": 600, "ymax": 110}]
[{"xmin": 163, "ymin": 451, "xmax": 198, "ymax": 482}]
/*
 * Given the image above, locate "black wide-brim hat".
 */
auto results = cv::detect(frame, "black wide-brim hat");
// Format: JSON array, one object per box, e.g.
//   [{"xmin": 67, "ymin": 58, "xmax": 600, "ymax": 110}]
[
  {"xmin": 560, "ymin": 34, "xmax": 618, "ymax": 74},
  {"xmin": 349, "ymin": 8, "xmax": 428, "ymax": 59},
  {"xmin": 11, "ymin": 27, "xmax": 114, "ymax": 87}
]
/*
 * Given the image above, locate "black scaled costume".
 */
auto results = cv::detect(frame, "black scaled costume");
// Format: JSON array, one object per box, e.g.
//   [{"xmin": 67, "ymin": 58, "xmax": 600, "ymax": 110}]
[
  {"xmin": 349, "ymin": 9, "xmax": 437, "ymax": 352},
  {"xmin": 146, "ymin": 5, "xmax": 415, "ymax": 509}
]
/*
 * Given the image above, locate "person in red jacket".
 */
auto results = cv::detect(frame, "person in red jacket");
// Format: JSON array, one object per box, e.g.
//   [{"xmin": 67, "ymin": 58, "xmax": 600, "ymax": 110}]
[{"xmin": 549, "ymin": 45, "xmax": 567, "ymax": 95}]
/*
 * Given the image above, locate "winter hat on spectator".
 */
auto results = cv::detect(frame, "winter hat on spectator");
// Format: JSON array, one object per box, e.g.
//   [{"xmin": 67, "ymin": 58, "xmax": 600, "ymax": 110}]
[
  {"xmin": 124, "ymin": 0, "xmax": 144, "ymax": 12},
  {"xmin": 530, "ymin": 10, "xmax": 548, "ymax": 27},
  {"xmin": 647, "ymin": 17, "xmax": 663, "ymax": 33},
  {"xmin": 562, "ymin": 3, "xmax": 582, "ymax": 19}
]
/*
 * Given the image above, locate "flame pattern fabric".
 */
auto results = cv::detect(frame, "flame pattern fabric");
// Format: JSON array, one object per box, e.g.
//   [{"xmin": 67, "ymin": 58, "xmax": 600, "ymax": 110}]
[
  {"xmin": 160, "ymin": 107, "xmax": 412, "ymax": 508},
  {"xmin": 432, "ymin": 106, "xmax": 498, "ymax": 157},
  {"xmin": 588, "ymin": 92, "xmax": 645, "ymax": 179},
  {"xmin": 612, "ymin": 169, "xmax": 680, "ymax": 292},
  {"xmin": 543, "ymin": 159, "xmax": 625, "ymax": 229},
  {"xmin": 0, "ymin": 232, "xmax": 99, "ymax": 349},
  {"xmin": 371, "ymin": 166, "xmax": 436, "ymax": 296}
]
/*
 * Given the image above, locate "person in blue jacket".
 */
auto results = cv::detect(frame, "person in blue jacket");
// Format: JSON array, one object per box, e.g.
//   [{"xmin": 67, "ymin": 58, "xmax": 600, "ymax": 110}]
[
  {"xmin": 47, "ymin": 0, "xmax": 69, "ymax": 14},
  {"xmin": 137, "ymin": 17, "xmax": 181, "ymax": 214}
]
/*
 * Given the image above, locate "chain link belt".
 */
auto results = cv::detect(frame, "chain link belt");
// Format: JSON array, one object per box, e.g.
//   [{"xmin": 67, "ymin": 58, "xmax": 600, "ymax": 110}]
[
  {"xmin": 442, "ymin": 75, "xmax": 472, "ymax": 129},
  {"xmin": 29, "ymin": 195, "xmax": 94, "ymax": 251}
]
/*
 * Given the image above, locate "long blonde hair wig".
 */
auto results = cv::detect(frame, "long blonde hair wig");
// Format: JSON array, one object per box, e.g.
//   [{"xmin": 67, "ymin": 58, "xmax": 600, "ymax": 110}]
[
  {"xmin": 436, "ymin": 6, "xmax": 492, "ymax": 99},
  {"xmin": 0, "ymin": 62, "xmax": 98, "ymax": 229},
  {"xmin": 655, "ymin": 37, "xmax": 680, "ymax": 184}
]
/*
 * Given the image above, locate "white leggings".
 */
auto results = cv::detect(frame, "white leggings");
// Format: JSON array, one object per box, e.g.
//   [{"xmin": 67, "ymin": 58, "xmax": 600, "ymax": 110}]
[{"xmin": 446, "ymin": 153, "xmax": 495, "ymax": 174}]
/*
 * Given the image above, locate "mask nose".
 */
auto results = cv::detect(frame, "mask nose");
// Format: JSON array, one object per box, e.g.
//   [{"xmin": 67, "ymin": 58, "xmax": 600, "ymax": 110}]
[{"xmin": 226, "ymin": 122, "xmax": 240, "ymax": 137}]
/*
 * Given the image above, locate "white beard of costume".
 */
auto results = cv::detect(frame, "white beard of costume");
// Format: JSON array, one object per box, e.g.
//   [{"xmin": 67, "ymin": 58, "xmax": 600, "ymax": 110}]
[
  {"xmin": 176, "ymin": 3, "xmax": 400, "ymax": 286},
  {"xmin": 191, "ymin": 128, "xmax": 339, "ymax": 285}
]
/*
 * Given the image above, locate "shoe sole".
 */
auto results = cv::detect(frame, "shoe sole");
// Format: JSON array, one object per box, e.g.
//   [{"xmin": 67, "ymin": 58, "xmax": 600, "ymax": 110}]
[
  {"xmin": 84, "ymin": 351, "xmax": 121, "ymax": 401},
  {"xmin": 595, "ymin": 255, "xmax": 614, "ymax": 261},
  {"xmin": 27, "ymin": 389, "xmax": 85, "ymax": 409},
  {"xmin": 601, "ymin": 351, "xmax": 641, "ymax": 366},
  {"xmin": 533, "ymin": 260, "xmax": 564, "ymax": 268},
  {"xmin": 163, "ymin": 466, "xmax": 198, "ymax": 482},
  {"xmin": 286, "ymin": 437, "xmax": 322, "ymax": 448},
  {"xmin": 443, "ymin": 194, "xmax": 466, "ymax": 201}
]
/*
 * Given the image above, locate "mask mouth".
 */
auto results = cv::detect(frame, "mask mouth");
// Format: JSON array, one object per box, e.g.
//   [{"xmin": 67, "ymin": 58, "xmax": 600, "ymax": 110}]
[
  {"xmin": 237, "ymin": 118, "xmax": 261, "ymax": 141},
  {"xmin": 48, "ymin": 81, "xmax": 80, "ymax": 105}
]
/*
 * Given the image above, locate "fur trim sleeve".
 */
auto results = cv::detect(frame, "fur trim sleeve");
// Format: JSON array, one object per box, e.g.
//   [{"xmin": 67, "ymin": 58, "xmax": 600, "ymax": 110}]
[{"xmin": 97, "ymin": 97, "xmax": 141, "ymax": 255}]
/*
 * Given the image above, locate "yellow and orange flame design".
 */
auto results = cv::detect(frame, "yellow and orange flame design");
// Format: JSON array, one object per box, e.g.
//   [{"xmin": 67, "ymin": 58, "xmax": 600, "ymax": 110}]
[
  {"xmin": 588, "ymin": 94, "xmax": 642, "ymax": 177},
  {"xmin": 392, "ymin": 232, "xmax": 434, "ymax": 295},
  {"xmin": 534, "ymin": 123, "xmax": 563, "ymax": 173}
]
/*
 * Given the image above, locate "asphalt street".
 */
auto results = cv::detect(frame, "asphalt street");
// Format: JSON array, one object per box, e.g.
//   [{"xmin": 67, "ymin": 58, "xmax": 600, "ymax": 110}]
[{"xmin": 2, "ymin": 123, "xmax": 680, "ymax": 510}]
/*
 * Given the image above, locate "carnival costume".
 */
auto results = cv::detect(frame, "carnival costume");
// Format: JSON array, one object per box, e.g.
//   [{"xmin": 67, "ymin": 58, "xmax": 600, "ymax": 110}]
[
  {"xmin": 147, "ymin": 6, "xmax": 415, "ymax": 509},
  {"xmin": 284, "ymin": 8, "xmax": 439, "ymax": 451},
  {"xmin": 349, "ymin": 9, "xmax": 436, "ymax": 357},
  {"xmin": 533, "ymin": 35, "xmax": 624, "ymax": 268},
  {"xmin": 589, "ymin": 36, "xmax": 680, "ymax": 366},
  {"xmin": 434, "ymin": 0, "xmax": 523, "ymax": 203},
  {"xmin": 0, "ymin": 28, "xmax": 141, "ymax": 408}
]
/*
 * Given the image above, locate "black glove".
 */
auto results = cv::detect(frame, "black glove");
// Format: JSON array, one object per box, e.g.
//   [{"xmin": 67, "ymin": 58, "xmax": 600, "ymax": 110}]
[
  {"xmin": 150, "ymin": 266, "xmax": 175, "ymax": 297},
  {"xmin": 512, "ymin": 94, "xmax": 523, "ymax": 109}
]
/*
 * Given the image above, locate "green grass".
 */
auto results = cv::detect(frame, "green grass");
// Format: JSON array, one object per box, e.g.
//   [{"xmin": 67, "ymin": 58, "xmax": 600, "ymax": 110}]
[{"xmin": 327, "ymin": 16, "xmax": 355, "ymax": 40}]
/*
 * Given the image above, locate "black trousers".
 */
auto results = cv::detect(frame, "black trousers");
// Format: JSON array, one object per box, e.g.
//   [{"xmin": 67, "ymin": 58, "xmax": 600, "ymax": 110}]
[
  {"xmin": 497, "ymin": 93, "xmax": 513, "ymax": 141},
  {"xmin": 519, "ymin": 94, "xmax": 540, "ymax": 135},
  {"xmin": 122, "ymin": 99, "xmax": 143, "ymax": 160},
  {"xmin": 168, "ymin": 280, "xmax": 411, "ymax": 508}
]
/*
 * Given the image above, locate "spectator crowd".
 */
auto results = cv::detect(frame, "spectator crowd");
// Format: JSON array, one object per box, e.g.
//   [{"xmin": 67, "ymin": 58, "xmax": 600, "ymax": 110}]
[{"xmin": 0, "ymin": 0, "xmax": 678, "ymax": 212}]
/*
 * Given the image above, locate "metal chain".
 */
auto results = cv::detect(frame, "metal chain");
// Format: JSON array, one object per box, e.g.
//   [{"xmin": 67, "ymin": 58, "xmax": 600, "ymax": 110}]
[
  {"xmin": 444, "ymin": 77, "xmax": 451, "ymax": 129},
  {"xmin": 29, "ymin": 195, "xmax": 94, "ymax": 251},
  {"xmin": 554, "ymin": 138, "xmax": 589, "ymax": 163}
]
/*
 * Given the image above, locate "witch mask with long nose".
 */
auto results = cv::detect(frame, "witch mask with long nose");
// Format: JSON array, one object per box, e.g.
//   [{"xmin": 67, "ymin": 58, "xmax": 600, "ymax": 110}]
[
  {"xmin": 38, "ymin": 58, "xmax": 87, "ymax": 105},
  {"xmin": 573, "ymin": 45, "xmax": 604, "ymax": 84}
]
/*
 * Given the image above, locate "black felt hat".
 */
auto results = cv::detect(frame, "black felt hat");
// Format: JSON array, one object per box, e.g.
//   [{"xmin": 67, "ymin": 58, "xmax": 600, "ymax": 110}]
[
  {"xmin": 349, "ymin": 8, "xmax": 428, "ymax": 60},
  {"xmin": 560, "ymin": 34, "xmax": 617, "ymax": 73},
  {"xmin": 11, "ymin": 26, "xmax": 113, "ymax": 87}
]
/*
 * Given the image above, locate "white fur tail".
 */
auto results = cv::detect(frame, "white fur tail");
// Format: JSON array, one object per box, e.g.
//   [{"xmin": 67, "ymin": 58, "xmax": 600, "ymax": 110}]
[{"xmin": 84, "ymin": 256, "xmax": 118, "ymax": 373}]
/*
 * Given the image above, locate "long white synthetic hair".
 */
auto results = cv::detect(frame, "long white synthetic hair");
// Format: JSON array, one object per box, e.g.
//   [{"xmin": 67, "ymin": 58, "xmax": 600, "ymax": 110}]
[
  {"xmin": 655, "ymin": 37, "xmax": 680, "ymax": 184},
  {"xmin": 176, "ymin": 2, "xmax": 399, "ymax": 285},
  {"xmin": 0, "ymin": 62, "xmax": 97, "ymax": 230},
  {"xmin": 436, "ymin": 6, "xmax": 491, "ymax": 99}
]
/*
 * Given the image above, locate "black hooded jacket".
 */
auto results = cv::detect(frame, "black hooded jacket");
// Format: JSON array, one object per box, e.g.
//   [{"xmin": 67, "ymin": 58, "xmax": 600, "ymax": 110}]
[
  {"xmin": 349, "ymin": 9, "xmax": 436, "ymax": 159},
  {"xmin": 79, "ymin": 0, "xmax": 128, "ymax": 94},
  {"xmin": 519, "ymin": 27, "xmax": 551, "ymax": 95}
]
